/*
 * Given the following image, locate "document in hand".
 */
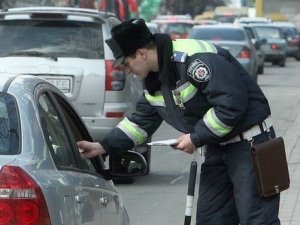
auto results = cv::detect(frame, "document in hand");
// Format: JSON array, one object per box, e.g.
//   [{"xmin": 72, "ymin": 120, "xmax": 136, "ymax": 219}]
[{"xmin": 147, "ymin": 139, "xmax": 179, "ymax": 146}]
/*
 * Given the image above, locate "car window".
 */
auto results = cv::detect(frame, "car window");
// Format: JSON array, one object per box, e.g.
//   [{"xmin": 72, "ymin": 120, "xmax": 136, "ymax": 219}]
[
  {"xmin": 281, "ymin": 27, "xmax": 298, "ymax": 38},
  {"xmin": 244, "ymin": 27, "xmax": 256, "ymax": 39},
  {"xmin": 38, "ymin": 91, "xmax": 97, "ymax": 172},
  {"xmin": 38, "ymin": 92, "xmax": 78, "ymax": 168},
  {"xmin": 52, "ymin": 93, "xmax": 98, "ymax": 173},
  {"xmin": 190, "ymin": 28, "xmax": 246, "ymax": 41},
  {"xmin": 0, "ymin": 93, "xmax": 20, "ymax": 155},
  {"xmin": 0, "ymin": 20, "xmax": 104, "ymax": 59},
  {"xmin": 255, "ymin": 27, "xmax": 281, "ymax": 39},
  {"xmin": 160, "ymin": 23, "xmax": 193, "ymax": 35}
]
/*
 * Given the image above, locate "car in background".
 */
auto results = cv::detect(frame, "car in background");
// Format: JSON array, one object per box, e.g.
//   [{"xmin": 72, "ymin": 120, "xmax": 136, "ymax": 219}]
[
  {"xmin": 0, "ymin": 74, "xmax": 147, "ymax": 225},
  {"xmin": 273, "ymin": 21, "xmax": 300, "ymax": 60},
  {"xmin": 188, "ymin": 24, "xmax": 259, "ymax": 81},
  {"xmin": 0, "ymin": 7, "xmax": 152, "ymax": 174},
  {"xmin": 234, "ymin": 16, "xmax": 272, "ymax": 24},
  {"xmin": 146, "ymin": 22, "xmax": 160, "ymax": 34},
  {"xmin": 194, "ymin": 19, "xmax": 219, "ymax": 25},
  {"xmin": 249, "ymin": 23, "xmax": 287, "ymax": 67},
  {"xmin": 151, "ymin": 15, "xmax": 195, "ymax": 39},
  {"xmin": 242, "ymin": 24, "xmax": 266, "ymax": 74}
]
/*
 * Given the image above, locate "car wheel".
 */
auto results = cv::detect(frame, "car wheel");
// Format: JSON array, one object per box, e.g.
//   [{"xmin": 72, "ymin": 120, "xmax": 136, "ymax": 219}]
[
  {"xmin": 258, "ymin": 64, "xmax": 264, "ymax": 74},
  {"xmin": 279, "ymin": 58, "xmax": 286, "ymax": 67},
  {"xmin": 294, "ymin": 52, "xmax": 300, "ymax": 61}
]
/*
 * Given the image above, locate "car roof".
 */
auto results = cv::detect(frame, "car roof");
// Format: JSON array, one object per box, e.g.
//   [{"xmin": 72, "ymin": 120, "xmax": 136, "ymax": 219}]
[
  {"xmin": 151, "ymin": 18, "xmax": 195, "ymax": 25},
  {"xmin": 0, "ymin": 73, "xmax": 49, "ymax": 93},
  {"xmin": 0, "ymin": 6, "xmax": 106, "ymax": 22},
  {"xmin": 192, "ymin": 23, "xmax": 244, "ymax": 30}
]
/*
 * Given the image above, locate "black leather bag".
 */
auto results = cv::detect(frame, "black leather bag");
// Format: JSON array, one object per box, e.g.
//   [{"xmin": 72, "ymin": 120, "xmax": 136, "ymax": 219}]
[{"xmin": 250, "ymin": 137, "xmax": 290, "ymax": 198}]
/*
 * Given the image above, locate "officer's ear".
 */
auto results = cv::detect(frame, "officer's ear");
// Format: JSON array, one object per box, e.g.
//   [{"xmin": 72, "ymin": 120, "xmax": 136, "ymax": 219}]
[{"xmin": 136, "ymin": 48, "xmax": 147, "ymax": 60}]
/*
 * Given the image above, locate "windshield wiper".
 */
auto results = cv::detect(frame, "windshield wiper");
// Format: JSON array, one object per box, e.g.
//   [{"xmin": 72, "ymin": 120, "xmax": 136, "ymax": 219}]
[{"xmin": 8, "ymin": 51, "xmax": 58, "ymax": 61}]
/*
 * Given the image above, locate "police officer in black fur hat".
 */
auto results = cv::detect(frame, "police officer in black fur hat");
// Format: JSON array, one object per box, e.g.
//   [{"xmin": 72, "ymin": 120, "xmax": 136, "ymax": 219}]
[{"xmin": 78, "ymin": 18, "xmax": 281, "ymax": 225}]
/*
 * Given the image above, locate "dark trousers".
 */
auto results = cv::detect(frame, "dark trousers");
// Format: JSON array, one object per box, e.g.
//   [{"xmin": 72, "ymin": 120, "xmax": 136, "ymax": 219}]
[{"xmin": 196, "ymin": 131, "xmax": 281, "ymax": 225}]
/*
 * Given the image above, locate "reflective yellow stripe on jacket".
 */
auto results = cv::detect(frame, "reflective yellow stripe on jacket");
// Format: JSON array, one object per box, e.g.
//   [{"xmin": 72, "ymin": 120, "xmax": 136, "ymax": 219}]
[
  {"xmin": 172, "ymin": 39, "xmax": 217, "ymax": 55},
  {"xmin": 203, "ymin": 108, "xmax": 233, "ymax": 137},
  {"xmin": 117, "ymin": 117, "xmax": 148, "ymax": 145},
  {"xmin": 144, "ymin": 82, "xmax": 197, "ymax": 107},
  {"xmin": 144, "ymin": 91, "xmax": 165, "ymax": 107}
]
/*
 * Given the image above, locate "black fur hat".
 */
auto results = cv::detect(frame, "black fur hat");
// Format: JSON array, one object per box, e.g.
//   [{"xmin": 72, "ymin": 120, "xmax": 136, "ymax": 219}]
[{"xmin": 105, "ymin": 18, "xmax": 153, "ymax": 66}]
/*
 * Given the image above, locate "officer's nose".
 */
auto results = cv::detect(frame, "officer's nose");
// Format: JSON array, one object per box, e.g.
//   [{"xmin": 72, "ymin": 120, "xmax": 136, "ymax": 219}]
[{"xmin": 122, "ymin": 66, "xmax": 132, "ymax": 75}]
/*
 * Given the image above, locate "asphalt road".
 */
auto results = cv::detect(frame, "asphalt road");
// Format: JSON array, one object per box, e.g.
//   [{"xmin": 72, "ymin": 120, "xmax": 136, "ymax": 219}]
[{"xmin": 116, "ymin": 58, "xmax": 300, "ymax": 225}]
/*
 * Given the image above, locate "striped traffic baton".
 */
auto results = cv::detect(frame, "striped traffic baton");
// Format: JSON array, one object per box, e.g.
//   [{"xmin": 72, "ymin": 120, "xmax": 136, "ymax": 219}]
[{"xmin": 184, "ymin": 160, "xmax": 198, "ymax": 225}]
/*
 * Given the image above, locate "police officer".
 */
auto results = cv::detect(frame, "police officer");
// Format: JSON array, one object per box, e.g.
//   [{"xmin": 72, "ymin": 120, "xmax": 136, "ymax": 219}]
[{"xmin": 77, "ymin": 18, "xmax": 280, "ymax": 225}]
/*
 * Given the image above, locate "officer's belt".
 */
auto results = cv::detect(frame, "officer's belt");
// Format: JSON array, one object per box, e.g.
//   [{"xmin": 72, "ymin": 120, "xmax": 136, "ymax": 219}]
[{"xmin": 219, "ymin": 116, "xmax": 273, "ymax": 146}]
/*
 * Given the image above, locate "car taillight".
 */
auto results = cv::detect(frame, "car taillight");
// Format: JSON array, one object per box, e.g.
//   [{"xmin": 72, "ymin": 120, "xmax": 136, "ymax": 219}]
[
  {"xmin": 0, "ymin": 166, "xmax": 51, "ymax": 225},
  {"xmin": 237, "ymin": 47, "xmax": 251, "ymax": 59},
  {"xmin": 105, "ymin": 60, "xmax": 126, "ymax": 91},
  {"xmin": 105, "ymin": 112, "xmax": 124, "ymax": 118},
  {"xmin": 271, "ymin": 44, "xmax": 280, "ymax": 50}
]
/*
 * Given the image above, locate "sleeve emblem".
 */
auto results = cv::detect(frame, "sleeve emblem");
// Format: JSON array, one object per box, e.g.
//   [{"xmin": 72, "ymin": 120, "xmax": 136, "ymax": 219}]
[{"xmin": 187, "ymin": 59, "xmax": 211, "ymax": 82}]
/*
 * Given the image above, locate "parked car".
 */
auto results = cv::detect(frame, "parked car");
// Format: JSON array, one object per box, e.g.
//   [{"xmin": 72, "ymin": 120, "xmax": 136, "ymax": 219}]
[
  {"xmin": 249, "ymin": 23, "xmax": 287, "ymax": 67},
  {"xmin": 273, "ymin": 22, "xmax": 300, "ymax": 60},
  {"xmin": 151, "ymin": 15, "xmax": 195, "ymax": 39},
  {"xmin": 0, "ymin": 7, "xmax": 152, "ymax": 174},
  {"xmin": 0, "ymin": 74, "xmax": 147, "ymax": 225},
  {"xmin": 242, "ymin": 24, "xmax": 266, "ymax": 74},
  {"xmin": 188, "ymin": 24, "xmax": 259, "ymax": 81}
]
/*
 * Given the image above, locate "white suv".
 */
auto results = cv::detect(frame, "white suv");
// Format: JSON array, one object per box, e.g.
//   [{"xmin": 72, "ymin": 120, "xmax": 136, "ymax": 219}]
[{"xmin": 0, "ymin": 7, "xmax": 151, "ymax": 174}]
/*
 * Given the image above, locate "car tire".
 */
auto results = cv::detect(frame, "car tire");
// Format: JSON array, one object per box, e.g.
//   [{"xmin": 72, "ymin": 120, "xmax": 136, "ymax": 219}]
[
  {"xmin": 258, "ymin": 64, "xmax": 264, "ymax": 74},
  {"xmin": 294, "ymin": 52, "xmax": 300, "ymax": 61},
  {"xmin": 279, "ymin": 58, "xmax": 286, "ymax": 67}
]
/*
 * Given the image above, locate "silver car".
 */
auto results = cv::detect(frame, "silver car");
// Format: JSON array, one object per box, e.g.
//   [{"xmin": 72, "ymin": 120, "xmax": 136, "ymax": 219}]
[
  {"xmin": 188, "ymin": 24, "xmax": 259, "ymax": 81},
  {"xmin": 249, "ymin": 23, "xmax": 287, "ymax": 67},
  {"xmin": 0, "ymin": 7, "xmax": 151, "ymax": 174},
  {"xmin": 0, "ymin": 74, "xmax": 147, "ymax": 225}
]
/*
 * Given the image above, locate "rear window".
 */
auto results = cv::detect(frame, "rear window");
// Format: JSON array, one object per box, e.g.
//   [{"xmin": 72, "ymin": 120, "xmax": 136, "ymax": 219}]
[
  {"xmin": 254, "ymin": 27, "xmax": 281, "ymax": 39},
  {"xmin": 190, "ymin": 28, "xmax": 246, "ymax": 41},
  {"xmin": 160, "ymin": 23, "xmax": 194, "ymax": 35},
  {"xmin": 0, "ymin": 93, "xmax": 20, "ymax": 155},
  {"xmin": 0, "ymin": 20, "xmax": 104, "ymax": 59}
]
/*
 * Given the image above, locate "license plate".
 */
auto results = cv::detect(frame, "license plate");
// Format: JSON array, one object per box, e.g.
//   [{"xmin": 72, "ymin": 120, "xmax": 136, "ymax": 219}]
[{"xmin": 44, "ymin": 77, "xmax": 72, "ymax": 93}]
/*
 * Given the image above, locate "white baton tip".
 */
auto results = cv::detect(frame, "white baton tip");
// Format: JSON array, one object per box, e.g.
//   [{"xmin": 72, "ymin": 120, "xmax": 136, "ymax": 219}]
[{"xmin": 185, "ymin": 195, "xmax": 194, "ymax": 216}]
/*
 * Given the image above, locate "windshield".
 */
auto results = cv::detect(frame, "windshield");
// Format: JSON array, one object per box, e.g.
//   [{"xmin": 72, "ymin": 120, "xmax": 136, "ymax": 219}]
[
  {"xmin": 190, "ymin": 28, "xmax": 246, "ymax": 41},
  {"xmin": 0, "ymin": 93, "xmax": 20, "ymax": 155},
  {"xmin": 0, "ymin": 20, "xmax": 104, "ymax": 59}
]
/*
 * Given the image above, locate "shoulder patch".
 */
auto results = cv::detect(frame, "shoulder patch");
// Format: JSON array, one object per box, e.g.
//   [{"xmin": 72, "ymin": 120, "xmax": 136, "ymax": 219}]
[
  {"xmin": 172, "ymin": 51, "xmax": 187, "ymax": 63},
  {"xmin": 187, "ymin": 59, "xmax": 211, "ymax": 82}
]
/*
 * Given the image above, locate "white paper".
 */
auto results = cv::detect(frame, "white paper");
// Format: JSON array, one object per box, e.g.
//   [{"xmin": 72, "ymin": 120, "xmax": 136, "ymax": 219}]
[{"xmin": 147, "ymin": 139, "xmax": 178, "ymax": 146}]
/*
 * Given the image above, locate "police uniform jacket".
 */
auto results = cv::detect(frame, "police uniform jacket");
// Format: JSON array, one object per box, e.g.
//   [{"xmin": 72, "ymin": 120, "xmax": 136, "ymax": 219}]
[{"xmin": 101, "ymin": 34, "xmax": 271, "ymax": 154}]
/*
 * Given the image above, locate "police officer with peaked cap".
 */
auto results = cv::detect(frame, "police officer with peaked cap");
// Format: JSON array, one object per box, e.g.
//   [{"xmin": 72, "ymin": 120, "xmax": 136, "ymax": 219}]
[{"xmin": 77, "ymin": 18, "xmax": 281, "ymax": 225}]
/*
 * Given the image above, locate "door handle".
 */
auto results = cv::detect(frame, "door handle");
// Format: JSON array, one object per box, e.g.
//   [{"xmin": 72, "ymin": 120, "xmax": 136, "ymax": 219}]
[
  {"xmin": 100, "ymin": 197, "xmax": 109, "ymax": 206},
  {"xmin": 75, "ymin": 193, "xmax": 88, "ymax": 203}
]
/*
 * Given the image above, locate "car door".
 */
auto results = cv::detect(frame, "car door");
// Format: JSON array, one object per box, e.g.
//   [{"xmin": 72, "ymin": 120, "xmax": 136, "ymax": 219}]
[{"xmin": 36, "ymin": 83, "xmax": 123, "ymax": 225}]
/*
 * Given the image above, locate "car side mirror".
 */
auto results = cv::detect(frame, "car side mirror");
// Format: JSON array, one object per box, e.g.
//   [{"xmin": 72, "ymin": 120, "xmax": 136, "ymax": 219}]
[
  {"xmin": 252, "ymin": 39, "xmax": 261, "ymax": 49},
  {"xmin": 110, "ymin": 151, "xmax": 147, "ymax": 177},
  {"xmin": 260, "ymin": 38, "xmax": 267, "ymax": 44}
]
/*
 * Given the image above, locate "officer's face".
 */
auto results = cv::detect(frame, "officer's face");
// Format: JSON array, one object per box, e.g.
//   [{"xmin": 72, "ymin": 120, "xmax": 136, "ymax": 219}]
[{"xmin": 121, "ymin": 49, "xmax": 150, "ymax": 79}]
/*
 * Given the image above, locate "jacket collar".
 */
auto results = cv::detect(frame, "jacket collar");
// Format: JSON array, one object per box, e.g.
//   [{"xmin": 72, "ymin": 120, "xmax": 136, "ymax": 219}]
[{"xmin": 144, "ymin": 34, "xmax": 177, "ymax": 95}]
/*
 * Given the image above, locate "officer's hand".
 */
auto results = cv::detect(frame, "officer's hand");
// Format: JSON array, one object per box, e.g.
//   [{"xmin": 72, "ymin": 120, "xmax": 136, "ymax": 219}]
[
  {"xmin": 77, "ymin": 140, "xmax": 106, "ymax": 159},
  {"xmin": 173, "ymin": 134, "xmax": 196, "ymax": 154}
]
